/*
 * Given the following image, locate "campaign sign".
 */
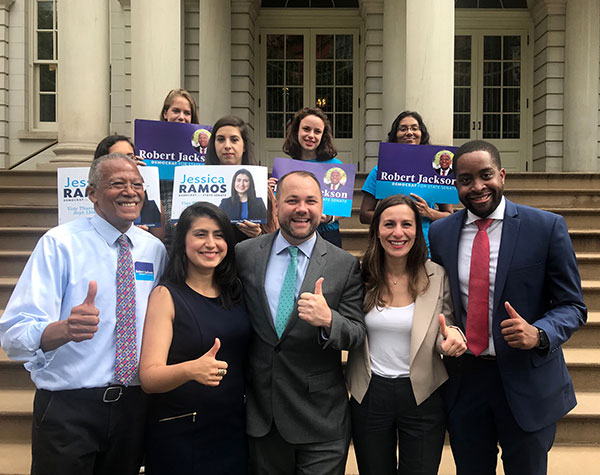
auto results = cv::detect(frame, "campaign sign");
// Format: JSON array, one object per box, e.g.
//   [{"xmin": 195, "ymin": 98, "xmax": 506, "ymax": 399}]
[
  {"xmin": 58, "ymin": 166, "xmax": 162, "ymax": 226},
  {"xmin": 58, "ymin": 167, "xmax": 94, "ymax": 224},
  {"xmin": 375, "ymin": 143, "xmax": 459, "ymax": 204},
  {"xmin": 271, "ymin": 157, "xmax": 355, "ymax": 217},
  {"xmin": 134, "ymin": 166, "xmax": 161, "ymax": 227},
  {"xmin": 134, "ymin": 119, "xmax": 213, "ymax": 180},
  {"xmin": 172, "ymin": 165, "xmax": 269, "ymax": 224}
]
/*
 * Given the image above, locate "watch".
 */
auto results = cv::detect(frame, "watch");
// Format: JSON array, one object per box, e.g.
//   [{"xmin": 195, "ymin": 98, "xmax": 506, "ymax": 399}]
[{"xmin": 535, "ymin": 327, "xmax": 549, "ymax": 350}]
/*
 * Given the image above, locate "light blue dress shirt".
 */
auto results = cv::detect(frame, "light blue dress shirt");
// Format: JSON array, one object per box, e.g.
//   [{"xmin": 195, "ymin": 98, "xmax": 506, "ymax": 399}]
[
  {"xmin": 0, "ymin": 214, "xmax": 167, "ymax": 390},
  {"xmin": 264, "ymin": 231, "xmax": 317, "ymax": 326}
]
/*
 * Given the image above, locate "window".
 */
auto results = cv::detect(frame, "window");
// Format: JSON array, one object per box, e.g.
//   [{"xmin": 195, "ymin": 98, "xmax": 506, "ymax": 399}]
[{"xmin": 33, "ymin": 0, "xmax": 58, "ymax": 128}]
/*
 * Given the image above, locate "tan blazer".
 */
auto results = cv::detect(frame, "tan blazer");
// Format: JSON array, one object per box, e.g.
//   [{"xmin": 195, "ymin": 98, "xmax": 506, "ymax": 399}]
[{"xmin": 346, "ymin": 260, "xmax": 454, "ymax": 406}]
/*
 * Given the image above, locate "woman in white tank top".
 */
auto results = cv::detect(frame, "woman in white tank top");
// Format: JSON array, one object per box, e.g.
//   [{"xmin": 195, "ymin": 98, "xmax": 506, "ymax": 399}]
[{"xmin": 346, "ymin": 195, "xmax": 467, "ymax": 475}]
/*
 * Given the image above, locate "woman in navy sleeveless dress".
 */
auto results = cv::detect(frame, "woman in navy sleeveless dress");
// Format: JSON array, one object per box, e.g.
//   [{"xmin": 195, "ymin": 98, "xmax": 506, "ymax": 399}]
[{"xmin": 139, "ymin": 202, "xmax": 251, "ymax": 474}]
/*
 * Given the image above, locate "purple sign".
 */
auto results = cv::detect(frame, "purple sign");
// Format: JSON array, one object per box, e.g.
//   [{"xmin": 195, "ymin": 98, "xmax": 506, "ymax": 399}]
[
  {"xmin": 271, "ymin": 158, "xmax": 355, "ymax": 217},
  {"xmin": 375, "ymin": 143, "xmax": 459, "ymax": 204},
  {"xmin": 134, "ymin": 119, "xmax": 212, "ymax": 180}
]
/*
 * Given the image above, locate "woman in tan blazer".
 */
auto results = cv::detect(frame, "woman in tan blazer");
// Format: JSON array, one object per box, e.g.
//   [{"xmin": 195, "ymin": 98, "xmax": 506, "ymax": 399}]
[{"xmin": 346, "ymin": 195, "xmax": 466, "ymax": 475}]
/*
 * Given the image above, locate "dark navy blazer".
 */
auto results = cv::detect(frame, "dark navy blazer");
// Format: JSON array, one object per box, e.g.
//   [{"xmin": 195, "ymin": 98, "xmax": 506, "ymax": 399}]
[{"xmin": 429, "ymin": 199, "xmax": 587, "ymax": 432}]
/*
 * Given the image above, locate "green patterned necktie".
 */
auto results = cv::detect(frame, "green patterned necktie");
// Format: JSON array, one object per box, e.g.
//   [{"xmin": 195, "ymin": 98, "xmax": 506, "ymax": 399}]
[{"xmin": 275, "ymin": 246, "xmax": 299, "ymax": 337}]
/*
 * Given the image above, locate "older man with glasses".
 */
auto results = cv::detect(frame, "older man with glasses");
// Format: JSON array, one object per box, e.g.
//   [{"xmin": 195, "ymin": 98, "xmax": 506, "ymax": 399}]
[{"xmin": 0, "ymin": 153, "xmax": 167, "ymax": 475}]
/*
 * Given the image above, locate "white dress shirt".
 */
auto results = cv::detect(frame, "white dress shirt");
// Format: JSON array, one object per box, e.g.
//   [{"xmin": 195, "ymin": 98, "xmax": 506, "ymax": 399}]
[
  {"xmin": 264, "ymin": 231, "xmax": 317, "ymax": 326},
  {"xmin": 457, "ymin": 197, "xmax": 506, "ymax": 356},
  {"xmin": 0, "ymin": 214, "xmax": 167, "ymax": 390}
]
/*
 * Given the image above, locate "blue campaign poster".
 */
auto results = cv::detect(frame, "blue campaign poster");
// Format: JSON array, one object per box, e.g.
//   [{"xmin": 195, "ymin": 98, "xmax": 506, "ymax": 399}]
[
  {"xmin": 375, "ymin": 143, "xmax": 459, "ymax": 204},
  {"xmin": 271, "ymin": 158, "xmax": 356, "ymax": 217},
  {"xmin": 134, "ymin": 119, "xmax": 212, "ymax": 180}
]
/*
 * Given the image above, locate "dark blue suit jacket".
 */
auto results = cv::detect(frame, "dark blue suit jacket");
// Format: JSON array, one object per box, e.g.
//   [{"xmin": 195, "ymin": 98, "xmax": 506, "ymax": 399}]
[{"xmin": 429, "ymin": 199, "xmax": 587, "ymax": 432}]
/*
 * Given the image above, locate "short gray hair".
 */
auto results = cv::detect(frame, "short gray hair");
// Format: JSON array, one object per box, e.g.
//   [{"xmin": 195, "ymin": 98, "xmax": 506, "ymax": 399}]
[{"xmin": 88, "ymin": 153, "xmax": 138, "ymax": 187}]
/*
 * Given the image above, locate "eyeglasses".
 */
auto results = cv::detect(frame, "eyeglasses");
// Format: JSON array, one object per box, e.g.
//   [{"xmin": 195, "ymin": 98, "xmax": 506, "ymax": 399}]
[
  {"xmin": 398, "ymin": 125, "xmax": 421, "ymax": 133},
  {"xmin": 106, "ymin": 180, "xmax": 147, "ymax": 192}
]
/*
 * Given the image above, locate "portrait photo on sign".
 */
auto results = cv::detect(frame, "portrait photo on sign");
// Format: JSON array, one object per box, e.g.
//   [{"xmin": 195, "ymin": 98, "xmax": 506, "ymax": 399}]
[
  {"xmin": 171, "ymin": 165, "xmax": 269, "ymax": 224},
  {"xmin": 191, "ymin": 128, "xmax": 211, "ymax": 156},
  {"xmin": 324, "ymin": 167, "xmax": 347, "ymax": 190},
  {"xmin": 432, "ymin": 150, "xmax": 454, "ymax": 176},
  {"xmin": 135, "ymin": 166, "xmax": 161, "ymax": 227}
]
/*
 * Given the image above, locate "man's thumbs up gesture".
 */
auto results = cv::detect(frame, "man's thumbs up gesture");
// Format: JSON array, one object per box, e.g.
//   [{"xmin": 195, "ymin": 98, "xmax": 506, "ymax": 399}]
[
  {"xmin": 41, "ymin": 281, "xmax": 100, "ymax": 351},
  {"xmin": 500, "ymin": 301, "xmax": 540, "ymax": 350},
  {"xmin": 298, "ymin": 277, "xmax": 332, "ymax": 329}
]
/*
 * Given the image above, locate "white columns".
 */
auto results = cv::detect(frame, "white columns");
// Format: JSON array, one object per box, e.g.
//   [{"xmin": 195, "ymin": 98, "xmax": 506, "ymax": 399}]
[
  {"xmin": 563, "ymin": 0, "xmax": 600, "ymax": 171},
  {"xmin": 198, "ymin": 0, "xmax": 231, "ymax": 124},
  {"xmin": 383, "ymin": 0, "xmax": 454, "ymax": 145},
  {"xmin": 131, "ymin": 0, "xmax": 182, "ymax": 124},
  {"xmin": 51, "ymin": 0, "xmax": 109, "ymax": 165}
]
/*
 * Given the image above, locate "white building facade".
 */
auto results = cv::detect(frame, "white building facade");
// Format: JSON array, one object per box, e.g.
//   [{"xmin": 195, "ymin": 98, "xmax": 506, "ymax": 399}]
[{"xmin": 1, "ymin": 0, "xmax": 598, "ymax": 172}]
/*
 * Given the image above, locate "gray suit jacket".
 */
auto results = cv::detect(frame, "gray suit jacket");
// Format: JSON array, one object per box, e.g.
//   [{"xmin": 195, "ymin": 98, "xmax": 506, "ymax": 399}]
[
  {"xmin": 345, "ymin": 261, "xmax": 453, "ymax": 406},
  {"xmin": 236, "ymin": 232, "xmax": 365, "ymax": 444}
]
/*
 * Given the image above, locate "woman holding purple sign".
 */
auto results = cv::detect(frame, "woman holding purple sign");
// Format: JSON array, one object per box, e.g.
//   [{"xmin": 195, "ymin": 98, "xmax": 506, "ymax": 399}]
[
  {"xmin": 205, "ymin": 115, "xmax": 278, "ymax": 243},
  {"xmin": 279, "ymin": 107, "xmax": 344, "ymax": 247},
  {"xmin": 359, "ymin": 111, "xmax": 453, "ymax": 250},
  {"xmin": 155, "ymin": 89, "xmax": 200, "ymax": 247}
]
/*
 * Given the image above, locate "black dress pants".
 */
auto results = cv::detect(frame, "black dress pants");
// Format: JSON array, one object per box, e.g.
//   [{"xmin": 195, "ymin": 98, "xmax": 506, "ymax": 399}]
[
  {"xmin": 31, "ymin": 386, "xmax": 147, "ymax": 475},
  {"xmin": 350, "ymin": 374, "xmax": 446, "ymax": 475}
]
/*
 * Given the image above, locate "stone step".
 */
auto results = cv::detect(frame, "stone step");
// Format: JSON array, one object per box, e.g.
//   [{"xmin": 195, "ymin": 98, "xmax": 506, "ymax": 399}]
[
  {"xmin": 564, "ymin": 348, "xmax": 600, "ymax": 392},
  {"xmin": 0, "ymin": 440, "xmax": 598, "ymax": 475},
  {"xmin": 0, "ymin": 349, "xmax": 34, "ymax": 391},
  {"xmin": 0, "ymin": 170, "xmax": 57, "ymax": 187},
  {"xmin": 0, "ymin": 187, "xmax": 57, "ymax": 207},
  {"xmin": 503, "ymin": 172, "xmax": 600, "ymax": 189},
  {"xmin": 576, "ymin": 253, "xmax": 600, "ymax": 281},
  {"xmin": 0, "ymin": 227, "xmax": 49, "ymax": 250},
  {"xmin": 568, "ymin": 230, "xmax": 600, "ymax": 253},
  {"xmin": 583, "ymin": 281, "xmax": 600, "ymax": 311},
  {"xmin": 0, "ymin": 251, "xmax": 30, "ymax": 278},
  {"xmin": 0, "ymin": 278, "xmax": 18, "ymax": 309},
  {"xmin": 0, "ymin": 206, "xmax": 57, "ymax": 228},
  {"xmin": 557, "ymin": 392, "xmax": 600, "ymax": 444},
  {"xmin": 0, "ymin": 389, "xmax": 33, "ymax": 443},
  {"xmin": 565, "ymin": 312, "xmax": 600, "ymax": 348},
  {"xmin": 437, "ymin": 444, "xmax": 600, "ymax": 475},
  {"xmin": 0, "ymin": 442, "xmax": 30, "ymax": 475},
  {"xmin": 530, "ymin": 209, "xmax": 600, "ymax": 229},
  {"xmin": 503, "ymin": 189, "xmax": 600, "ymax": 208}
]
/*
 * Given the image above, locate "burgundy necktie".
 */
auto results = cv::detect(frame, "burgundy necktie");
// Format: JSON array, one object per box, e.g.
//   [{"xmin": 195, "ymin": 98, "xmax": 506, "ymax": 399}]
[
  {"xmin": 114, "ymin": 235, "xmax": 137, "ymax": 385},
  {"xmin": 466, "ymin": 218, "xmax": 492, "ymax": 356}
]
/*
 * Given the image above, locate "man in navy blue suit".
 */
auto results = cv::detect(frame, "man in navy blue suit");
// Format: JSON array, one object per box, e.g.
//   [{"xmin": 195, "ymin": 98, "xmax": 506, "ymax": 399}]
[{"xmin": 429, "ymin": 140, "xmax": 586, "ymax": 475}]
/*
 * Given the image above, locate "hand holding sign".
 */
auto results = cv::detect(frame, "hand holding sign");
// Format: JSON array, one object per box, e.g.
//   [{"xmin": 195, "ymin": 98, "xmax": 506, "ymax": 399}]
[{"xmin": 298, "ymin": 277, "xmax": 332, "ymax": 329}]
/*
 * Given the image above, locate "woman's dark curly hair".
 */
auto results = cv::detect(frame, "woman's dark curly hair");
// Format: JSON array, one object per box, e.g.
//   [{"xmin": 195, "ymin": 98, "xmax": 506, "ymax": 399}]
[
  {"xmin": 283, "ymin": 107, "xmax": 337, "ymax": 161},
  {"xmin": 161, "ymin": 202, "xmax": 242, "ymax": 309}
]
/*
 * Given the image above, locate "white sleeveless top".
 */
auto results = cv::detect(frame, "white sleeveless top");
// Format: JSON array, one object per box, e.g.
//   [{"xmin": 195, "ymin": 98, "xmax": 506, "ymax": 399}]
[{"xmin": 365, "ymin": 303, "xmax": 414, "ymax": 378}]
